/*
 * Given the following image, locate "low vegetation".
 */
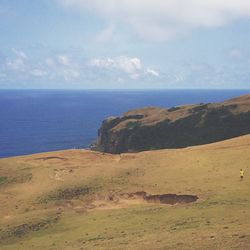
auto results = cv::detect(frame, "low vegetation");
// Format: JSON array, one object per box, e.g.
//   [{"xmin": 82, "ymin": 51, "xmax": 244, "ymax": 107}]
[
  {"xmin": 1, "ymin": 135, "xmax": 250, "ymax": 249},
  {"xmin": 0, "ymin": 176, "xmax": 7, "ymax": 186}
]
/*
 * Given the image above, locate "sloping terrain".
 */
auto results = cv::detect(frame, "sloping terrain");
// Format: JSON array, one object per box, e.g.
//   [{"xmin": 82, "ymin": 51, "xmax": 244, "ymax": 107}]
[
  {"xmin": 93, "ymin": 93, "xmax": 250, "ymax": 153},
  {"xmin": 1, "ymin": 135, "xmax": 250, "ymax": 249}
]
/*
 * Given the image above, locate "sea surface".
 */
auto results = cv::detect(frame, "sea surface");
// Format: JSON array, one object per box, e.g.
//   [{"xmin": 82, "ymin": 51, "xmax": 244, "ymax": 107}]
[{"xmin": 0, "ymin": 89, "xmax": 249, "ymax": 158}]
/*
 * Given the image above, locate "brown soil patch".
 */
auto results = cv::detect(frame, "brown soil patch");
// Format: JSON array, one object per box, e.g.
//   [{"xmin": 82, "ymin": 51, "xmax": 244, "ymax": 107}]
[
  {"xmin": 145, "ymin": 194, "xmax": 198, "ymax": 205},
  {"xmin": 39, "ymin": 189, "xmax": 198, "ymax": 212},
  {"xmin": 119, "ymin": 192, "xmax": 198, "ymax": 205},
  {"xmin": 99, "ymin": 191, "xmax": 198, "ymax": 208}
]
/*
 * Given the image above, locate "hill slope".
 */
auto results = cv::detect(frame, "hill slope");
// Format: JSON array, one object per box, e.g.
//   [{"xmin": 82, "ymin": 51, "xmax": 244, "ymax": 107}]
[
  {"xmin": 93, "ymin": 93, "xmax": 250, "ymax": 153},
  {"xmin": 1, "ymin": 135, "xmax": 250, "ymax": 249}
]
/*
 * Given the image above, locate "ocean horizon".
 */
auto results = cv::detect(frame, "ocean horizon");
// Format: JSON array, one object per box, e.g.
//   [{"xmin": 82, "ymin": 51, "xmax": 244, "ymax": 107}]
[{"xmin": 1, "ymin": 89, "xmax": 250, "ymax": 158}]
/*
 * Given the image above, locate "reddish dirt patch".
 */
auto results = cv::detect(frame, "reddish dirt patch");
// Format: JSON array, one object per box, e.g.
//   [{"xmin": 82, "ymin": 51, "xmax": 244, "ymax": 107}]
[
  {"xmin": 145, "ymin": 194, "xmax": 198, "ymax": 205},
  {"xmin": 119, "ymin": 192, "xmax": 198, "ymax": 205}
]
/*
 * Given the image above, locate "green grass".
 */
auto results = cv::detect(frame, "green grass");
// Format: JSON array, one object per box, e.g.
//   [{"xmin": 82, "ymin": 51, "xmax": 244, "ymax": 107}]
[{"xmin": 0, "ymin": 176, "xmax": 8, "ymax": 186}]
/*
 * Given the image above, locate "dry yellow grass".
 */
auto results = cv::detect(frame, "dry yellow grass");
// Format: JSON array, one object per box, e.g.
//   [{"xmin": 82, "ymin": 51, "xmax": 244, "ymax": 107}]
[{"xmin": 1, "ymin": 135, "xmax": 250, "ymax": 249}]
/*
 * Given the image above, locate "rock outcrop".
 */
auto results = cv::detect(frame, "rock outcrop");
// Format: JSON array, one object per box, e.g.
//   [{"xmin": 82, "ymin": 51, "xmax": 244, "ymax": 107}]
[{"xmin": 92, "ymin": 94, "xmax": 250, "ymax": 154}]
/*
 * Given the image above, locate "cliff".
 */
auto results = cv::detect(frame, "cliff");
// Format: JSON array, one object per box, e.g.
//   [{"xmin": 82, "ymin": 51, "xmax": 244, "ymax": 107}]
[{"xmin": 92, "ymin": 94, "xmax": 250, "ymax": 153}]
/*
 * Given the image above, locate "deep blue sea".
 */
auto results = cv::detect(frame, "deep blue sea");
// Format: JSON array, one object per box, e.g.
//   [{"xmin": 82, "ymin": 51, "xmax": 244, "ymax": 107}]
[{"xmin": 0, "ymin": 89, "xmax": 249, "ymax": 158}]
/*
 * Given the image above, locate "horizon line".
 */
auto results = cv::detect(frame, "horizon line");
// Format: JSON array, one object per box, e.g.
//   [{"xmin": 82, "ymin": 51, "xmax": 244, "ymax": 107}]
[{"xmin": 0, "ymin": 88, "xmax": 250, "ymax": 91}]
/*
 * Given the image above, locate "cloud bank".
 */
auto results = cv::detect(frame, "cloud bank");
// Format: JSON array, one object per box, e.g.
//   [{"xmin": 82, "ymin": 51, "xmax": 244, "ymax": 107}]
[
  {"xmin": 88, "ymin": 56, "xmax": 160, "ymax": 80},
  {"xmin": 1, "ymin": 48, "xmax": 160, "ymax": 87},
  {"xmin": 1, "ymin": 47, "xmax": 250, "ymax": 89},
  {"xmin": 58, "ymin": 0, "xmax": 250, "ymax": 41}
]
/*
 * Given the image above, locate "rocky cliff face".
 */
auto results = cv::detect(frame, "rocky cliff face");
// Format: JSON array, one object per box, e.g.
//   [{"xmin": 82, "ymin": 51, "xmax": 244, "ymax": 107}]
[{"xmin": 92, "ymin": 94, "xmax": 250, "ymax": 154}]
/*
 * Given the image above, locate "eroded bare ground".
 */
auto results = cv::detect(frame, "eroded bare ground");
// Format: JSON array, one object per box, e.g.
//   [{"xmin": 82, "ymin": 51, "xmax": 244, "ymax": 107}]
[
  {"xmin": 113, "ymin": 191, "xmax": 198, "ymax": 205},
  {"xmin": 145, "ymin": 193, "xmax": 198, "ymax": 204},
  {"xmin": 38, "ymin": 187, "xmax": 198, "ymax": 213},
  {"xmin": 103, "ymin": 191, "xmax": 198, "ymax": 210}
]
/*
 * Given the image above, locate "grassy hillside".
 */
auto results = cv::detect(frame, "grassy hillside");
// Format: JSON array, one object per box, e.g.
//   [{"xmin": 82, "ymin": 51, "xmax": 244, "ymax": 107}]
[{"xmin": 1, "ymin": 135, "xmax": 250, "ymax": 249}]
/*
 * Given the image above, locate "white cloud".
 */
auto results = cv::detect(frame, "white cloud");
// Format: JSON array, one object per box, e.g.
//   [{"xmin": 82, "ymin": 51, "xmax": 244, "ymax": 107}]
[
  {"xmin": 2, "ymin": 48, "xmax": 84, "ymax": 83},
  {"xmin": 6, "ymin": 48, "xmax": 27, "ymax": 71},
  {"xmin": 6, "ymin": 47, "xmax": 248, "ymax": 88},
  {"xmin": 11, "ymin": 48, "xmax": 27, "ymax": 59},
  {"xmin": 58, "ymin": 0, "xmax": 250, "ymax": 41},
  {"xmin": 45, "ymin": 54, "xmax": 81, "ymax": 81},
  {"xmin": 116, "ymin": 57, "xmax": 142, "ymax": 74},
  {"xmin": 6, "ymin": 58, "xmax": 25, "ymax": 70},
  {"xmin": 61, "ymin": 68, "xmax": 81, "ymax": 80},
  {"xmin": 147, "ymin": 69, "xmax": 160, "ymax": 77},
  {"xmin": 57, "ymin": 54, "xmax": 70, "ymax": 66},
  {"xmin": 175, "ymin": 74, "xmax": 184, "ymax": 82},
  {"xmin": 89, "ymin": 56, "xmax": 142, "ymax": 75},
  {"xmin": 89, "ymin": 58, "xmax": 114, "ymax": 68},
  {"xmin": 88, "ymin": 56, "xmax": 161, "ymax": 81}
]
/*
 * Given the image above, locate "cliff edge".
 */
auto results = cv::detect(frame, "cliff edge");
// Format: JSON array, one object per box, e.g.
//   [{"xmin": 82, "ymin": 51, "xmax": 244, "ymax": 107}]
[{"xmin": 92, "ymin": 94, "xmax": 250, "ymax": 153}]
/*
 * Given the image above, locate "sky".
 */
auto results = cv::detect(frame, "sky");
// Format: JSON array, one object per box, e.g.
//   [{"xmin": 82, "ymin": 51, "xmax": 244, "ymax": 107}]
[{"xmin": 1, "ymin": 0, "xmax": 250, "ymax": 89}]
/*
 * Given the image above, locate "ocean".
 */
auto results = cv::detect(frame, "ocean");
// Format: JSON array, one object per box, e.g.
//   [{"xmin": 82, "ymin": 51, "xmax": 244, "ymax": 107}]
[{"xmin": 0, "ymin": 89, "xmax": 249, "ymax": 158}]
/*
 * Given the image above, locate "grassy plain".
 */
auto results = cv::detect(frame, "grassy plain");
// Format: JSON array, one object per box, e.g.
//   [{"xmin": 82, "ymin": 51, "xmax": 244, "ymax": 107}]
[{"xmin": 1, "ymin": 135, "xmax": 250, "ymax": 249}]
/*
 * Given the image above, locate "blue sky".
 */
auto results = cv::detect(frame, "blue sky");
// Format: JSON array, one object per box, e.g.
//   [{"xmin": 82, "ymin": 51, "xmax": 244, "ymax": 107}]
[{"xmin": 1, "ymin": 0, "xmax": 250, "ymax": 89}]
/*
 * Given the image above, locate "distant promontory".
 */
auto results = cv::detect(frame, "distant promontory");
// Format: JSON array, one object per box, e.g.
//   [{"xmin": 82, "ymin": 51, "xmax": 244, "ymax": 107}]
[{"xmin": 92, "ymin": 94, "xmax": 250, "ymax": 154}]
